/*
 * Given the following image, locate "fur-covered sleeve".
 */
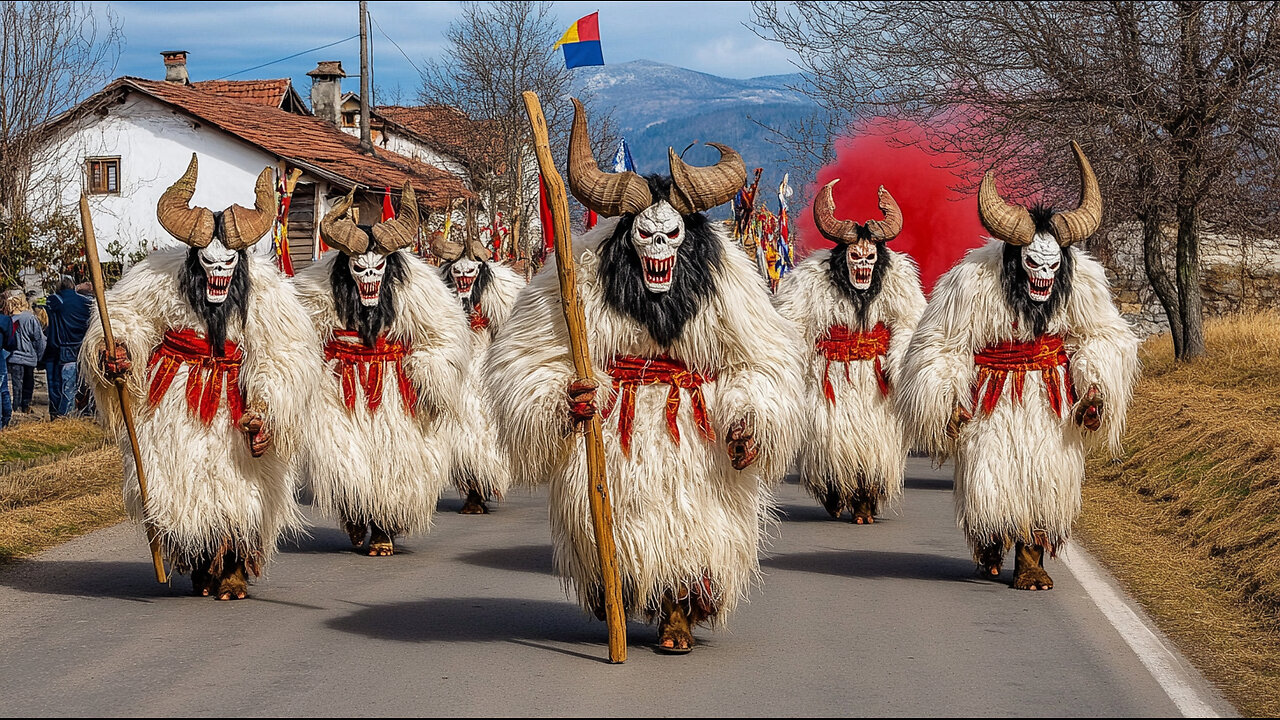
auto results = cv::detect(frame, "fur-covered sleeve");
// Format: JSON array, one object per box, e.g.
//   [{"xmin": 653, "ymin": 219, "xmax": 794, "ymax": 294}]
[
  {"xmin": 80, "ymin": 251, "xmax": 177, "ymax": 432},
  {"xmin": 482, "ymin": 261, "xmax": 526, "ymax": 333},
  {"xmin": 897, "ymin": 256, "xmax": 983, "ymax": 459},
  {"xmin": 709, "ymin": 241, "xmax": 806, "ymax": 481},
  {"xmin": 239, "ymin": 258, "xmax": 326, "ymax": 456},
  {"xmin": 396, "ymin": 255, "xmax": 472, "ymax": 426},
  {"xmin": 1064, "ymin": 252, "xmax": 1140, "ymax": 455},
  {"xmin": 883, "ymin": 250, "xmax": 927, "ymax": 389},
  {"xmin": 483, "ymin": 265, "xmax": 580, "ymax": 487}
]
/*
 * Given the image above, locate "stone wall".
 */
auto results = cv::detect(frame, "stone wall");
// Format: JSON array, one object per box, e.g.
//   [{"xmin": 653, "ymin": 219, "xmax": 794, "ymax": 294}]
[{"xmin": 1093, "ymin": 223, "xmax": 1280, "ymax": 337}]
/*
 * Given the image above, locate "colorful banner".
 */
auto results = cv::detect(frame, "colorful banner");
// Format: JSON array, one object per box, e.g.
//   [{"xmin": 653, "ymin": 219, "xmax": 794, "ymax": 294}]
[{"xmin": 554, "ymin": 12, "xmax": 604, "ymax": 69}]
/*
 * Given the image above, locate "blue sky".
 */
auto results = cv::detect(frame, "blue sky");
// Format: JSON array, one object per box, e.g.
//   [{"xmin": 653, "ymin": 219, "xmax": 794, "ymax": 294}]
[{"xmin": 103, "ymin": 1, "xmax": 797, "ymax": 100}]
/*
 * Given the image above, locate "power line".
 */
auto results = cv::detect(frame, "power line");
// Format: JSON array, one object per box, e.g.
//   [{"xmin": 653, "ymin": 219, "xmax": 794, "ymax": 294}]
[
  {"xmin": 214, "ymin": 35, "xmax": 359, "ymax": 81},
  {"xmin": 368, "ymin": 11, "xmax": 424, "ymax": 78}
]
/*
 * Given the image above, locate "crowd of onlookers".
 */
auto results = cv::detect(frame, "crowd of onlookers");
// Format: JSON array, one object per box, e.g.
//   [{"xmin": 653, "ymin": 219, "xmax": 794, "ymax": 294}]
[{"xmin": 0, "ymin": 276, "xmax": 93, "ymax": 429}]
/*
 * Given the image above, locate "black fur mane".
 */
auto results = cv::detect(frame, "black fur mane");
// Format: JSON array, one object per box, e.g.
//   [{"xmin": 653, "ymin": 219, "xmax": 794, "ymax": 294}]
[
  {"xmin": 598, "ymin": 175, "xmax": 723, "ymax": 348},
  {"xmin": 1000, "ymin": 206, "xmax": 1075, "ymax": 336},
  {"xmin": 442, "ymin": 259, "xmax": 492, "ymax": 316},
  {"xmin": 827, "ymin": 236, "xmax": 892, "ymax": 329},
  {"xmin": 330, "ymin": 250, "xmax": 407, "ymax": 346},
  {"xmin": 179, "ymin": 247, "xmax": 250, "ymax": 356}
]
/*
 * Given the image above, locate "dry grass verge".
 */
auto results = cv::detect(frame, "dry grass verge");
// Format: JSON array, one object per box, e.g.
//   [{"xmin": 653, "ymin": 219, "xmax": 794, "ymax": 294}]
[
  {"xmin": 1082, "ymin": 310, "xmax": 1280, "ymax": 717},
  {"xmin": 0, "ymin": 420, "xmax": 124, "ymax": 563}
]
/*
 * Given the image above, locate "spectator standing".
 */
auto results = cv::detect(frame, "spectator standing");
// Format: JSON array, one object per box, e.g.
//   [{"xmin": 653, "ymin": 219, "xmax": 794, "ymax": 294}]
[
  {"xmin": 37, "ymin": 298, "xmax": 60, "ymax": 418},
  {"xmin": 6, "ymin": 294, "xmax": 46, "ymax": 415},
  {"xmin": 0, "ymin": 298, "xmax": 14, "ymax": 428},
  {"xmin": 46, "ymin": 275, "xmax": 91, "ymax": 418}
]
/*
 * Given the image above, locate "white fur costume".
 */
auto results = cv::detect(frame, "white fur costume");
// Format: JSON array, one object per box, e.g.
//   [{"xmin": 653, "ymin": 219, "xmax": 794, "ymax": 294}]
[
  {"xmin": 82, "ymin": 250, "xmax": 319, "ymax": 569},
  {"xmin": 774, "ymin": 248, "xmax": 925, "ymax": 507},
  {"xmin": 293, "ymin": 251, "xmax": 471, "ymax": 537},
  {"xmin": 485, "ymin": 219, "xmax": 804, "ymax": 620},
  {"xmin": 446, "ymin": 261, "xmax": 524, "ymax": 501},
  {"xmin": 897, "ymin": 241, "xmax": 1139, "ymax": 552}
]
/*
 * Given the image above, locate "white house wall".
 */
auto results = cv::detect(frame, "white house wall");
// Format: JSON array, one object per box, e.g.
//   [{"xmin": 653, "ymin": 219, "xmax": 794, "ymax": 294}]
[{"xmin": 30, "ymin": 93, "xmax": 283, "ymax": 261}]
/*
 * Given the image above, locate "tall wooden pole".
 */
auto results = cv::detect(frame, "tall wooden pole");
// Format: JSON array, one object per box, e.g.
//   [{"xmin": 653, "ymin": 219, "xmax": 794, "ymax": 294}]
[
  {"xmin": 358, "ymin": 0, "xmax": 372, "ymax": 152},
  {"xmin": 79, "ymin": 194, "xmax": 167, "ymax": 584},
  {"xmin": 521, "ymin": 91, "xmax": 627, "ymax": 664}
]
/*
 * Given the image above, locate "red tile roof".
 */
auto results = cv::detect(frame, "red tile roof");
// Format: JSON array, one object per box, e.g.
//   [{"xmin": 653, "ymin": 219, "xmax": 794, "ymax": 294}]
[
  {"xmin": 190, "ymin": 79, "xmax": 292, "ymax": 107},
  {"xmin": 105, "ymin": 78, "xmax": 472, "ymax": 207},
  {"xmin": 376, "ymin": 105, "xmax": 504, "ymax": 164}
]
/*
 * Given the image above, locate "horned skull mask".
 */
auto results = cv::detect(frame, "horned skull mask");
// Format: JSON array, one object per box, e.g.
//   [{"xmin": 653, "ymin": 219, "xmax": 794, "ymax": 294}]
[
  {"xmin": 978, "ymin": 141, "xmax": 1103, "ymax": 304},
  {"xmin": 812, "ymin": 180, "xmax": 903, "ymax": 292},
  {"xmin": 449, "ymin": 257, "xmax": 482, "ymax": 299},
  {"xmin": 564, "ymin": 97, "xmax": 744, "ymax": 295},
  {"xmin": 318, "ymin": 182, "xmax": 420, "ymax": 307},
  {"xmin": 198, "ymin": 237, "xmax": 239, "ymax": 303},
  {"xmin": 156, "ymin": 153, "xmax": 277, "ymax": 305}
]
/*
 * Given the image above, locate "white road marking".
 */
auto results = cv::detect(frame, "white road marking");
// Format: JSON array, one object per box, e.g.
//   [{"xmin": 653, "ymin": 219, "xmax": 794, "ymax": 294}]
[{"xmin": 1062, "ymin": 546, "xmax": 1227, "ymax": 718}]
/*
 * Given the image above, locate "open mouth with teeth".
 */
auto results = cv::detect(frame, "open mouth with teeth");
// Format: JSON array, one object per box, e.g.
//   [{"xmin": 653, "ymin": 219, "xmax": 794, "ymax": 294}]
[
  {"xmin": 454, "ymin": 276, "xmax": 475, "ymax": 294},
  {"xmin": 206, "ymin": 273, "xmax": 232, "ymax": 300},
  {"xmin": 1027, "ymin": 276, "xmax": 1054, "ymax": 301},
  {"xmin": 357, "ymin": 279, "xmax": 382, "ymax": 302},
  {"xmin": 852, "ymin": 266, "xmax": 873, "ymax": 286},
  {"xmin": 642, "ymin": 256, "xmax": 675, "ymax": 286}
]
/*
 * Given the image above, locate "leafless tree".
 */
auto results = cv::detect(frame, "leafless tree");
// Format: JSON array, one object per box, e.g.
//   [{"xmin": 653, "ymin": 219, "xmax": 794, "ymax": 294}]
[
  {"xmin": 0, "ymin": 1, "xmax": 121, "ymax": 287},
  {"xmin": 418, "ymin": 0, "xmax": 617, "ymax": 267},
  {"xmin": 753, "ymin": 1, "xmax": 1280, "ymax": 360}
]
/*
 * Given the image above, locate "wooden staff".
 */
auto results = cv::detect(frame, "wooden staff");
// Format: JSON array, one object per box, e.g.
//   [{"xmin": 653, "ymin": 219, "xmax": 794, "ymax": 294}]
[
  {"xmin": 521, "ymin": 91, "xmax": 627, "ymax": 664},
  {"xmin": 79, "ymin": 194, "xmax": 168, "ymax": 584}
]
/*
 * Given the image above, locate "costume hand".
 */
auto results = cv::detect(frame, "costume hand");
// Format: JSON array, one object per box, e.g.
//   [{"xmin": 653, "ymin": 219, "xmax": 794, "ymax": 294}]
[
  {"xmin": 726, "ymin": 411, "xmax": 759, "ymax": 470},
  {"xmin": 237, "ymin": 407, "xmax": 273, "ymax": 457},
  {"xmin": 946, "ymin": 403, "xmax": 973, "ymax": 440},
  {"xmin": 99, "ymin": 340, "xmax": 132, "ymax": 382},
  {"xmin": 1075, "ymin": 387, "xmax": 1103, "ymax": 431},
  {"xmin": 566, "ymin": 377, "xmax": 598, "ymax": 427}
]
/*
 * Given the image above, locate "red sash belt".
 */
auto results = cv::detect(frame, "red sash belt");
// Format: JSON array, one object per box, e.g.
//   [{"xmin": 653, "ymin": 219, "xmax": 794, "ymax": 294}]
[
  {"xmin": 602, "ymin": 355, "xmax": 717, "ymax": 458},
  {"xmin": 469, "ymin": 302, "xmax": 490, "ymax": 333},
  {"xmin": 324, "ymin": 329, "xmax": 418, "ymax": 416},
  {"xmin": 147, "ymin": 329, "xmax": 245, "ymax": 427},
  {"xmin": 815, "ymin": 323, "xmax": 891, "ymax": 403},
  {"xmin": 971, "ymin": 335, "xmax": 1076, "ymax": 418}
]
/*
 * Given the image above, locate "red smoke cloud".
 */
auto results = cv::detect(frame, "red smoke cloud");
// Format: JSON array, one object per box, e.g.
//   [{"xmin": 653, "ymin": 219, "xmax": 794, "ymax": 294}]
[{"xmin": 796, "ymin": 121, "xmax": 988, "ymax": 293}]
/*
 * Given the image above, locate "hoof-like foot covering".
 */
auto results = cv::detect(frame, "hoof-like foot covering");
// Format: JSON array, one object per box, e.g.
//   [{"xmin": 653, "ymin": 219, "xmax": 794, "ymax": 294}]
[
  {"xmin": 656, "ymin": 593, "xmax": 696, "ymax": 655},
  {"xmin": 215, "ymin": 556, "xmax": 250, "ymax": 601},
  {"xmin": 459, "ymin": 489, "xmax": 490, "ymax": 515},
  {"xmin": 850, "ymin": 491, "xmax": 879, "ymax": 525},
  {"xmin": 367, "ymin": 524, "xmax": 396, "ymax": 557},
  {"xmin": 344, "ymin": 520, "xmax": 369, "ymax": 548},
  {"xmin": 1011, "ymin": 542, "xmax": 1054, "ymax": 591},
  {"xmin": 977, "ymin": 540, "xmax": 1005, "ymax": 578}
]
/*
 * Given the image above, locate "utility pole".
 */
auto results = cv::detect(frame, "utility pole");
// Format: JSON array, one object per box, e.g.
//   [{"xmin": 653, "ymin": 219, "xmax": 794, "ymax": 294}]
[{"xmin": 358, "ymin": 0, "xmax": 372, "ymax": 152}]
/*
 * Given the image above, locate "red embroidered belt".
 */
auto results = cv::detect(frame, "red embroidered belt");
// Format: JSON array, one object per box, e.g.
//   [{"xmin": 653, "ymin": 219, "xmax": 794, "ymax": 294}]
[
  {"xmin": 972, "ymin": 335, "xmax": 1076, "ymax": 418},
  {"xmin": 602, "ymin": 355, "xmax": 717, "ymax": 458},
  {"xmin": 815, "ymin": 323, "xmax": 891, "ymax": 403},
  {"xmin": 147, "ymin": 328, "xmax": 245, "ymax": 427},
  {"xmin": 324, "ymin": 329, "xmax": 418, "ymax": 416}
]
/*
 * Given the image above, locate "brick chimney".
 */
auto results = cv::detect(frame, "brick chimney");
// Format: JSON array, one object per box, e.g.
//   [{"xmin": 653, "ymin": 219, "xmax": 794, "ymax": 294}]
[
  {"xmin": 161, "ymin": 51, "xmax": 189, "ymax": 84},
  {"xmin": 308, "ymin": 61, "xmax": 346, "ymax": 127}
]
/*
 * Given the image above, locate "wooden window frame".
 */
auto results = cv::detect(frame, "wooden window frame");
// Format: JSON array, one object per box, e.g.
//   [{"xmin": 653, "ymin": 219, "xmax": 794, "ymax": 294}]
[{"xmin": 86, "ymin": 156, "xmax": 121, "ymax": 195}]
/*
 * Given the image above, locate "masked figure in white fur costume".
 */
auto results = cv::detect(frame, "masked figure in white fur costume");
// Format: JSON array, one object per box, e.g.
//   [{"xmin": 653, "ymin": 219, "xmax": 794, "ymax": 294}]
[
  {"xmin": 433, "ymin": 230, "xmax": 523, "ymax": 514},
  {"xmin": 83, "ymin": 155, "xmax": 319, "ymax": 600},
  {"xmin": 486, "ymin": 100, "xmax": 803, "ymax": 653},
  {"xmin": 293, "ymin": 184, "xmax": 470, "ymax": 556},
  {"xmin": 898, "ymin": 142, "xmax": 1138, "ymax": 590},
  {"xmin": 774, "ymin": 182, "xmax": 925, "ymax": 524}
]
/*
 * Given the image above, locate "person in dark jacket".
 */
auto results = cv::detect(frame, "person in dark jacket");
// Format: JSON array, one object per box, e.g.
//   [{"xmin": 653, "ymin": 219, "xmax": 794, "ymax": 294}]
[
  {"xmin": 6, "ymin": 294, "xmax": 46, "ymax": 415},
  {"xmin": 37, "ymin": 299, "xmax": 60, "ymax": 419},
  {"xmin": 46, "ymin": 275, "xmax": 91, "ymax": 418},
  {"xmin": 0, "ymin": 298, "xmax": 14, "ymax": 428}
]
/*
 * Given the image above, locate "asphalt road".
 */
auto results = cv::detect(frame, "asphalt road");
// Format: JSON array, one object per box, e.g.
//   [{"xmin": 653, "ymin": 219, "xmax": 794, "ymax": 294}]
[{"xmin": 0, "ymin": 460, "xmax": 1229, "ymax": 717}]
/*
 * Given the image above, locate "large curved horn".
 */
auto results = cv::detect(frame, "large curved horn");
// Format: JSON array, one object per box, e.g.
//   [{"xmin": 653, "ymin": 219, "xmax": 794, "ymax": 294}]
[
  {"xmin": 371, "ymin": 182, "xmax": 419, "ymax": 252},
  {"xmin": 427, "ymin": 230, "xmax": 464, "ymax": 262},
  {"xmin": 977, "ymin": 171, "xmax": 1035, "ymax": 246},
  {"xmin": 318, "ymin": 189, "xmax": 369, "ymax": 255},
  {"xmin": 865, "ymin": 185, "xmax": 903, "ymax": 241},
  {"xmin": 156, "ymin": 153, "xmax": 215, "ymax": 248},
  {"xmin": 667, "ymin": 142, "xmax": 746, "ymax": 216},
  {"xmin": 1049, "ymin": 141, "xmax": 1102, "ymax": 247},
  {"xmin": 813, "ymin": 180, "xmax": 860, "ymax": 244},
  {"xmin": 222, "ymin": 167, "xmax": 278, "ymax": 250},
  {"xmin": 566, "ymin": 97, "xmax": 651, "ymax": 217}
]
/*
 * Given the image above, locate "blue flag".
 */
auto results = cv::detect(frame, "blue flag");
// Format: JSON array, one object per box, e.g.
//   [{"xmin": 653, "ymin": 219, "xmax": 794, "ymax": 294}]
[{"xmin": 612, "ymin": 137, "xmax": 637, "ymax": 173}]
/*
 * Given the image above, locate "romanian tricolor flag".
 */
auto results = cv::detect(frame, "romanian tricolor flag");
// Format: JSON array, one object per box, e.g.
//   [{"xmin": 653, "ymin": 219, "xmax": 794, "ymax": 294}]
[{"xmin": 554, "ymin": 12, "xmax": 603, "ymax": 69}]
